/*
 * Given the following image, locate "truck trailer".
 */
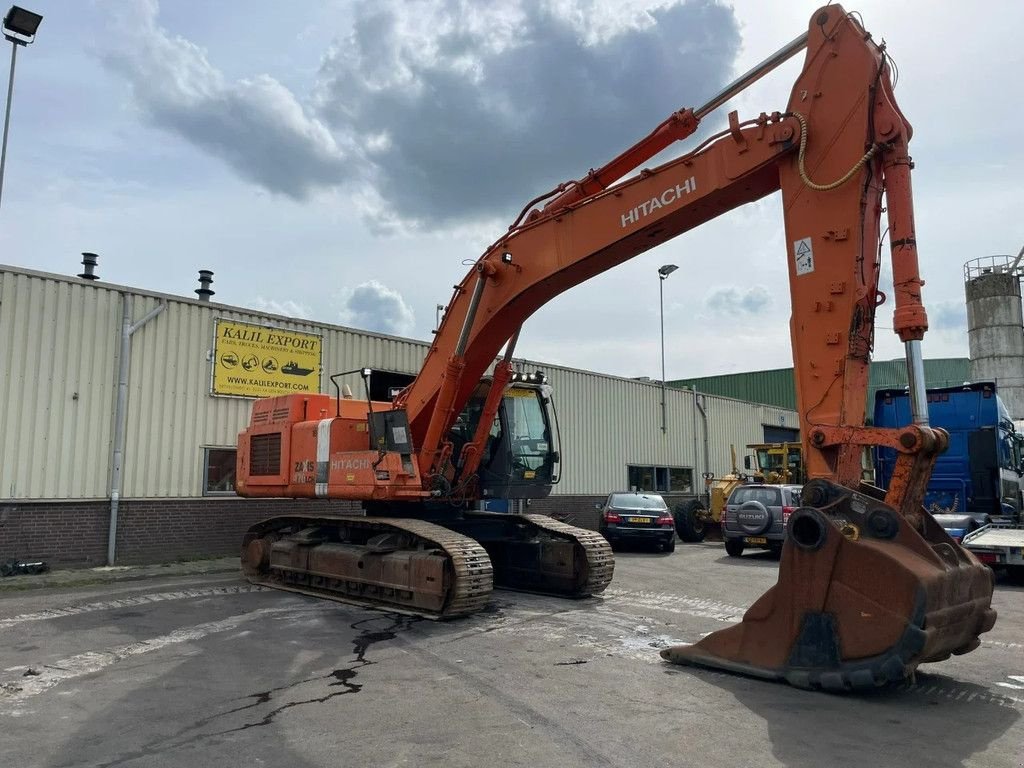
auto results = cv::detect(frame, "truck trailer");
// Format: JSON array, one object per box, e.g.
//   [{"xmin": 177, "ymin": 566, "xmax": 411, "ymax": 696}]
[{"xmin": 874, "ymin": 381, "xmax": 1024, "ymax": 539}]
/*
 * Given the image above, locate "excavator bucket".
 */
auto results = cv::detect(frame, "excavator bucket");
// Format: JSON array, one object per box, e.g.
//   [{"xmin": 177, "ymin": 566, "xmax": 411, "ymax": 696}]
[{"xmin": 662, "ymin": 479, "xmax": 996, "ymax": 690}]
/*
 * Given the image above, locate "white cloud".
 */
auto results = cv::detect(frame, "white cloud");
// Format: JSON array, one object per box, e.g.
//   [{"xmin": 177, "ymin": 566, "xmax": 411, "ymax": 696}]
[
  {"xmin": 339, "ymin": 281, "xmax": 416, "ymax": 336},
  {"xmin": 99, "ymin": 0, "xmax": 740, "ymax": 229},
  {"xmin": 100, "ymin": 0, "xmax": 351, "ymax": 200},
  {"xmin": 314, "ymin": 0, "xmax": 740, "ymax": 228},
  {"xmin": 705, "ymin": 285, "xmax": 772, "ymax": 314},
  {"xmin": 250, "ymin": 297, "xmax": 314, "ymax": 319}
]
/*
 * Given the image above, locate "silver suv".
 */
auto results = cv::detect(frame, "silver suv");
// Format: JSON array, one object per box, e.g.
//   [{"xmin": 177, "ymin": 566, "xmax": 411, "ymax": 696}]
[{"xmin": 722, "ymin": 483, "xmax": 802, "ymax": 558}]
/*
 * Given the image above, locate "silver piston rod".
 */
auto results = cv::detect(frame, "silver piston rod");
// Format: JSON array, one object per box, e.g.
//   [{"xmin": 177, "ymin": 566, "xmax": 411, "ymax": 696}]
[
  {"xmin": 904, "ymin": 339, "xmax": 930, "ymax": 426},
  {"xmin": 694, "ymin": 31, "xmax": 808, "ymax": 120}
]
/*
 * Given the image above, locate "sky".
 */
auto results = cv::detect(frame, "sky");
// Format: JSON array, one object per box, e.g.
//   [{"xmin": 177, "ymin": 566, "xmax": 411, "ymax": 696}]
[{"xmin": 0, "ymin": 0, "xmax": 1021, "ymax": 381}]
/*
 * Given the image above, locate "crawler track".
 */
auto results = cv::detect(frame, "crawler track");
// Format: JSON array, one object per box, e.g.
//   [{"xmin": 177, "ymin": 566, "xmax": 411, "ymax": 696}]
[
  {"xmin": 242, "ymin": 515, "xmax": 493, "ymax": 619},
  {"xmin": 518, "ymin": 513, "xmax": 615, "ymax": 596}
]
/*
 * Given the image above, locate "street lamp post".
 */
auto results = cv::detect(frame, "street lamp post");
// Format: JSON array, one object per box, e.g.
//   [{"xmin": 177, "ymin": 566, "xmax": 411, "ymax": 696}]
[
  {"xmin": 0, "ymin": 5, "xmax": 42, "ymax": 209},
  {"xmin": 658, "ymin": 264, "xmax": 678, "ymax": 433}
]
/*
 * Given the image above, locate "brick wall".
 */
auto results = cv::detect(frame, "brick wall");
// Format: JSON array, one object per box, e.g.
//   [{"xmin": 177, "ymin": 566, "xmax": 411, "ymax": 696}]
[
  {"xmin": 0, "ymin": 498, "xmax": 360, "ymax": 568},
  {"xmin": 531, "ymin": 493, "xmax": 699, "ymax": 531},
  {"xmin": 0, "ymin": 492, "xmax": 699, "ymax": 568},
  {"xmin": 529, "ymin": 495, "xmax": 604, "ymax": 530},
  {"xmin": 0, "ymin": 501, "xmax": 110, "ymax": 567}
]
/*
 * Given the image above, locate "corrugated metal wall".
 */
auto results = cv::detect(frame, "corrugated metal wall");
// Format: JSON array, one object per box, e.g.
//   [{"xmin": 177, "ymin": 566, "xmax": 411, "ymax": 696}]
[
  {"xmin": 525, "ymin": 365, "xmax": 695, "ymax": 494},
  {"xmin": 671, "ymin": 367, "xmax": 798, "ymax": 410},
  {"xmin": 0, "ymin": 265, "xmax": 798, "ymax": 500},
  {"xmin": 869, "ymin": 358, "xmax": 972, "ymax": 393},
  {"xmin": 671, "ymin": 358, "xmax": 972, "ymax": 415},
  {"xmin": 0, "ymin": 271, "xmax": 121, "ymax": 498},
  {"xmin": 516, "ymin": 361, "xmax": 798, "ymax": 494},
  {"xmin": 702, "ymin": 397, "xmax": 798, "ymax": 476}
]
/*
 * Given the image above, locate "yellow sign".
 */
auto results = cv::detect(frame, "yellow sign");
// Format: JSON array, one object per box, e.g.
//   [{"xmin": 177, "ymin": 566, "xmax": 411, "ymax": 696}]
[
  {"xmin": 212, "ymin": 319, "xmax": 322, "ymax": 398},
  {"xmin": 505, "ymin": 386, "xmax": 537, "ymax": 398}
]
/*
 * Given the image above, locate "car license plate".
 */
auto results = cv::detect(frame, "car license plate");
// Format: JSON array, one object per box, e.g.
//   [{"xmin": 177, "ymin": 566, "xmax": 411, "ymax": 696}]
[
  {"xmin": 745, "ymin": 536, "xmax": 768, "ymax": 545},
  {"xmin": 627, "ymin": 517, "xmax": 649, "ymax": 524}
]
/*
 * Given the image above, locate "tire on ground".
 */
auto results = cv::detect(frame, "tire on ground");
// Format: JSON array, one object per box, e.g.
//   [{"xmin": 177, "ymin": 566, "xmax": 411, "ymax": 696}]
[
  {"xmin": 725, "ymin": 538, "xmax": 745, "ymax": 557},
  {"xmin": 674, "ymin": 499, "xmax": 708, "ymax": 543}
]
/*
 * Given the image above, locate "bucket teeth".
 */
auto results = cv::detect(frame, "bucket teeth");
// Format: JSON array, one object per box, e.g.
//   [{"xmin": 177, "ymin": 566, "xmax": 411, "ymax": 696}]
[{"xmin": 662, "ymin": 481, "xmax": 996, "ymax": 690}]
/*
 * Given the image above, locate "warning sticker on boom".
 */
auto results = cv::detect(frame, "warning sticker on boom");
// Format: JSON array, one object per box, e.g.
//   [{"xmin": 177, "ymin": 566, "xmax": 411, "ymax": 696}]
[{"xmin": 793, "ymin": 237, "xmax": 814, "ymax": 276}]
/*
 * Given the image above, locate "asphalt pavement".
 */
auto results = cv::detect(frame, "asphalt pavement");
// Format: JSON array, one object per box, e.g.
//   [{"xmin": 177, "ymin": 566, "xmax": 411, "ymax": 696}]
[{"xmin": 0, "ymin": 544, "xmax": 1021, "ymax": 767}]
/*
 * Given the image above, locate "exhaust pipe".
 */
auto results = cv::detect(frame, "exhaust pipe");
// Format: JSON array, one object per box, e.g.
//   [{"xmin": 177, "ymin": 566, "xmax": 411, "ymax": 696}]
[
  {"xmin": 78, "ymin": 252, "xmax": 99, "ymax": 281},
  {"xmin": 195, "ymin": 269, "xmax": 215, "ymax": 302}
]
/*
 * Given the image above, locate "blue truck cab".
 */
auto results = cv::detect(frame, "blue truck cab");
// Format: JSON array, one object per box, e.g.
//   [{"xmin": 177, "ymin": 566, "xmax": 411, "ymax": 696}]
[{"xmin": 874, "ymin": 382, "xmax": 1024, "ymax": 540}]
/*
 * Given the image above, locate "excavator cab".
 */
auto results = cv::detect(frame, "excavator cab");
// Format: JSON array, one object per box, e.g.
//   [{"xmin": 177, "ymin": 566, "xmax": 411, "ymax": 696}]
[{"xmin": 452, "ymin": 373, "xmax": 561, "ymax": 499}]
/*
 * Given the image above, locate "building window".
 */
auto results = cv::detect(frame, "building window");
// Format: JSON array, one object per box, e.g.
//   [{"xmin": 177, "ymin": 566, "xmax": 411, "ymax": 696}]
[
  {"xmin": 204, "ymin": 448, "xmax": 237, "ymax": 495},
  {"xmin": 627, "ymin": 465, "xmax": 693, "ymax": 493},
  {"xmin": 669, "ymin": 467, "xmax": 693, "ymax": 493}
]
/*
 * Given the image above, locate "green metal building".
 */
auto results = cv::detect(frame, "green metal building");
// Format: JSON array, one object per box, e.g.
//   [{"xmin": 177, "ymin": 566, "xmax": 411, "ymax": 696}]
[{"xmin": 670, "ymin": 358, "xmax": 971, "ymax": 417}]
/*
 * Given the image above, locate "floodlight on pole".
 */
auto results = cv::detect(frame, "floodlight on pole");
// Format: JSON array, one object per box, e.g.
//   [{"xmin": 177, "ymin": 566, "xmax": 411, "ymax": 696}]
[
  {"xmin": 0, "ymin": 5, "xmax": 42, "ymax": 209},
  {"xmin": 658, "ymin": 264, "xmax": 678, "ymax": 433}
]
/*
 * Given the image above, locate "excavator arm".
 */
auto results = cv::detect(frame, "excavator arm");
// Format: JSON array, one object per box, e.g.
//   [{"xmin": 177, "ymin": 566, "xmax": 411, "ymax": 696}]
[{"xmin": 399, "ymin": 4, "xmax": 995, "ymax": 687}]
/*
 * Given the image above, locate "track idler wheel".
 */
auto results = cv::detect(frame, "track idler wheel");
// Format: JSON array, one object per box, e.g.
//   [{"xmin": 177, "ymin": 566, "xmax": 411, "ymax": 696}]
[
  {"xmin": 241, "ymin": 536, "xmax": 273, "ymax": 580},
  {"xmin": 661, "ymin": 479, "xmax": 997, "ymax": 690}
]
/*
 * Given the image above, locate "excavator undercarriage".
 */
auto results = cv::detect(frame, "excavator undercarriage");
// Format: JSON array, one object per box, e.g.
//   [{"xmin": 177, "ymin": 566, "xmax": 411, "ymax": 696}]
[{"xmin": 241, "ymin": 511, "xmax": 613, "ymax": 619}]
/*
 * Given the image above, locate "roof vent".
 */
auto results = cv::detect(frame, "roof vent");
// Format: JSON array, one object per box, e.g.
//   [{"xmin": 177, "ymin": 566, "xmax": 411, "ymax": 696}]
[
  {"xmin": 195, "ymin": 269, "xmax": 215, "ymax": 302},
  {"xmin": 77, "ymin": 252, "xmax": 99, "ymax": 281}
]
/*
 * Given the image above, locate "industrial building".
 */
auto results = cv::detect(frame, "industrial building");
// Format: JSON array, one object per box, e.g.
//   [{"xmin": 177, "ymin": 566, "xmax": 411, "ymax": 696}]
[
  {"xmin": 0, "ymin": 261, "xmax": 797, "ymax": 567},
  {"xmin": 671, "ymin": 358, "xmax": 972, "ymax": 415}
]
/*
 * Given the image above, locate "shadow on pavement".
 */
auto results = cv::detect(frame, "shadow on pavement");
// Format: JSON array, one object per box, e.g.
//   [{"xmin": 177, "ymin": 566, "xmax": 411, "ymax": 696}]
[
  {"xmin": 663, "ymin": 664, "xmax": 1021, "ymax": 767},
  {"xmin": 995, "ymin": 570, "xmax": 1024, "ymax": 589},
  {"xmin": 712, "ymin": 551, "xmax": 780, "ymax": 568}
]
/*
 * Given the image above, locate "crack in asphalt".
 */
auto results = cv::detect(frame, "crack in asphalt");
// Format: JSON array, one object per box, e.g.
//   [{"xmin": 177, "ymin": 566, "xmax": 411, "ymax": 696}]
[{"xmin": 88, "ymin": 613, "xmax": 418, "ymax": 768}]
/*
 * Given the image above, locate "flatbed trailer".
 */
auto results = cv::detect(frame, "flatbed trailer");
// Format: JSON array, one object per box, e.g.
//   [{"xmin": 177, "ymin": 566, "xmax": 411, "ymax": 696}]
[{"xmin": 962, "ymin": 523, "xmax": 1024, "ymax": 571}]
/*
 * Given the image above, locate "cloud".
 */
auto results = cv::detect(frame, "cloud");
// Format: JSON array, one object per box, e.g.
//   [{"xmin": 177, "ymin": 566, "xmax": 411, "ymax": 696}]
[
  {"xmin": 250, "ymin": 296, "xmax": 314, "ymax": 319},
  {"xmin": 929, "ymin": 299, "xmax": 967, "ymax": 332},
  {"xmin": 929, "ymin": 299, "xmax": 966, "ymax": 331},
  {"xmin": 100, "ymin": 0, "xmax": 351, "ymax": 200},
  {"xmin": 704, "ymin": 285, "xmax": 772, "ymax": 314},
  {"xmin": 101, "ymin": 0, "xmax": 740, "ymax": 228},
  {"xmin": 339, "ymin": 280, "xmax": 416, "ymax": 336},
  {"xmin": 315, "ymin": 0, "xmax": 740, "ymax": 228}
]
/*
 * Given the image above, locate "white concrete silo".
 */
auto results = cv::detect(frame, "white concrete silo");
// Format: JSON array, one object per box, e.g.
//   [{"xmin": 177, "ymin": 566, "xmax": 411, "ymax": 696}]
[{"xmin": 964, "ymin": 249, "xmax": 1024, "ymax": 419}]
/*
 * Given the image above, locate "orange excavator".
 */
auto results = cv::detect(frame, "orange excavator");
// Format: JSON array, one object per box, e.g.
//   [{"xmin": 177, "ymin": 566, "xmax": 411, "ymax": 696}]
[{"xmin": 236, "ymin": 5, "xmax": 995, "ymax": 689}]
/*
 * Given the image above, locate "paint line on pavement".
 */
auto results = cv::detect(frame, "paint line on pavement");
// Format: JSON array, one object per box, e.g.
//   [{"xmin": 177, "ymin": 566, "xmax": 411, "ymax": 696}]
[
  {"xmin": 0, "ymin": 585, "xmax": 266, "ymax": 630},
  {"xmin": 0, "ymin": 606, "xmax": 299, "ymax": 714}
]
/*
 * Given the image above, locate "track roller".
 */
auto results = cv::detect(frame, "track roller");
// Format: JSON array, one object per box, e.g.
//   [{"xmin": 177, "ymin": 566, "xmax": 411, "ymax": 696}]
[{"xmin": 242, "ymin": 514, "xmax": 493, "ymax": 619}]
